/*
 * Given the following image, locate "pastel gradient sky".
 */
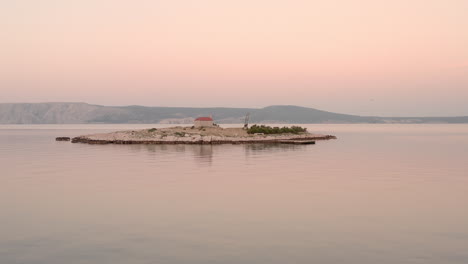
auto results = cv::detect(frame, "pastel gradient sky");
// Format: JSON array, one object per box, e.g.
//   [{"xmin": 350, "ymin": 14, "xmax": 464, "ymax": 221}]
[{"xmin": 1, "ymin": 0, "xmax": 467, "ymax": 116}]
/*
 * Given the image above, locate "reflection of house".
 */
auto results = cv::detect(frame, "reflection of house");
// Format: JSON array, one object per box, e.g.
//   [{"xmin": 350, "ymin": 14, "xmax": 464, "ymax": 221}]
[
  {"xmin": 194, "ymin": 117, "xmax": 214, "ymax": 128},
  {"xmin": 193, "ymin": 145, "xmax": 213, "ymax": 165}
]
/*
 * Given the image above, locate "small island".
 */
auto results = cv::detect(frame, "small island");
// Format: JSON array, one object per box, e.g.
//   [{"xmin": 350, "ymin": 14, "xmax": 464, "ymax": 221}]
[{"xmin": 71, "ymin": 117, "xmax": 336, "ymax": 145}]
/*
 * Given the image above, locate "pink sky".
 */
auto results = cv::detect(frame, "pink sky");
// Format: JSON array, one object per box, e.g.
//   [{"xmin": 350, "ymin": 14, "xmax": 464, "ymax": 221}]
[{"xmin": 1, "ymin": 0, "xmax": 467, "ymax": 116}]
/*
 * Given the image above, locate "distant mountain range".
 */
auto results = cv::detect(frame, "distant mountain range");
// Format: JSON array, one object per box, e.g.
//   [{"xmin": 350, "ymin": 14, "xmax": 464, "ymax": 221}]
[{"xmin": 1, "ymin": 102, "xmax": 467, "ymax": 124}]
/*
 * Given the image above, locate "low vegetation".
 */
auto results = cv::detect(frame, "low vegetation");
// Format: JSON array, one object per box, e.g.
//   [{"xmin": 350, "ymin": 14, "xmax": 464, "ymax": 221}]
[
  {"xmin": 174, "ymin": 132, "xmax": 186, "ymax": 137},
  {"xmin": 247, "ymin": 125, "xmax": 307, "ymax": 135}
]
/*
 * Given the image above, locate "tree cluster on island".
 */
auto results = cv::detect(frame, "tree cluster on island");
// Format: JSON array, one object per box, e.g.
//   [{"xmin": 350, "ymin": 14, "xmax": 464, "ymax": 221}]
[{"xmin": 247, "ymin": 125, "xmax": 307, "ymax": 135}]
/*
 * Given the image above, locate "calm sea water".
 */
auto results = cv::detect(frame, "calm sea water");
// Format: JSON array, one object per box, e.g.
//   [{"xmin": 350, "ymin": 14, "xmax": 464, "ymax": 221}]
[{"xmin": 1, "ymin": 124, "xmax": 467, "ymax": 264}]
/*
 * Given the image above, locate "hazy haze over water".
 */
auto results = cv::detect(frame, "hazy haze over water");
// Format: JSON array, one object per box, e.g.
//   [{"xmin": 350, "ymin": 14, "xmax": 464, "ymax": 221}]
[{"xmin": 1, "ymin": 124, "xmax": 468, "ymax": 264}]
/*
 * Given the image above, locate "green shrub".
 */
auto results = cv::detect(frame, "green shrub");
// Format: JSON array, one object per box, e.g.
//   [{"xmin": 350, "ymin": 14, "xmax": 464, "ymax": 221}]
[
  {"xmin": 174, "ymin": 132, "xmax": 186, "ymax": 137},
  {"xmin": 247, "ymin": 125, "xmax": 307, "ymax": 135},
  {"xmin": 148, "ymin": 128, "xmax": 157, "ymax": 132}
]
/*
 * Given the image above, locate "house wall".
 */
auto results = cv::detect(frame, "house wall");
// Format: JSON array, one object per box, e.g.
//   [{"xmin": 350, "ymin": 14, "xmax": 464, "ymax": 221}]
[{"xmin": 194, "ymin": 120, "xmax": 213, "ymax": 127}]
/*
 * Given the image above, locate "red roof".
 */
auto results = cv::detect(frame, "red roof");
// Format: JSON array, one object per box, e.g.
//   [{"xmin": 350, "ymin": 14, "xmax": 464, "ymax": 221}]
[{"xmin": 195, "ymin": 117, "xmax": 213, "ymax": 121}]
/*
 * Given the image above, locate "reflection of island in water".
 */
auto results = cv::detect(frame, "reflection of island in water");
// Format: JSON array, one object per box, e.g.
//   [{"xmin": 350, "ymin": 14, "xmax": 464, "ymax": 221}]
[
  {"xmin": 244, "ymin": 143, "xmax": 308, "ymax": 155},
  {"xmin": 116, "ymin": 143, "xmax": 310, "ymax": 166},
  {"xmin": 192, "ymin": 145, "xmax": 213, "ymax": 165},
  {"xmin": 122, "ymin": 144, "xmax": 214, "ymax": 165}
]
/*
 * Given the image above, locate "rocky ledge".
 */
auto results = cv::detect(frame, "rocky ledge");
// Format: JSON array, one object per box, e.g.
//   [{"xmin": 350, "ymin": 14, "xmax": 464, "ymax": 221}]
[
  {"xmin": 71, "ymin": 126, "xmax": 336, "ymax": 145},
  {"xmin": 56, "ymin": 137, "xmax": 71, "ymax": 141}
]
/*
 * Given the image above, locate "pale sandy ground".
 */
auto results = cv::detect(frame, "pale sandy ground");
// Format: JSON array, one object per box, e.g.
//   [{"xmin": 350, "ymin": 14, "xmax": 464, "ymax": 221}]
[{"xmin": 75, "ymin": 126, "xmax": 334, "ymax": 143}]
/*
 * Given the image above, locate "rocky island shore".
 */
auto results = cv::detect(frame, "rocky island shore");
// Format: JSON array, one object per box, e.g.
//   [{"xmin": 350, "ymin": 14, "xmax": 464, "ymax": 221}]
[{"xmin": 71, "ymin": 126, "xmax": 336, "ymax": 145}]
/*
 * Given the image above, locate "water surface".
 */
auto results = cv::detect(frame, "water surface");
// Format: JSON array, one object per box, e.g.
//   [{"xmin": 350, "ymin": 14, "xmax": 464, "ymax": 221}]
[{"xmin": 1, "ymin": 124, "xmax": 467, "ymax": 264}]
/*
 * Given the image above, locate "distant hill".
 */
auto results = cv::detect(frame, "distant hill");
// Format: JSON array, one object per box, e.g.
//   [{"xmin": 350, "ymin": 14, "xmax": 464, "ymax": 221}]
[{"xmin": 0, "ymin": 102, "xmax": 467, "ymax": 124}]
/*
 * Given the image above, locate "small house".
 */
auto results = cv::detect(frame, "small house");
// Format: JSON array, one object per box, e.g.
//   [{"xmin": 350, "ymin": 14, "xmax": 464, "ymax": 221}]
[{"xmin": 194, "ymin": 117, "xmax": 214, "ymax": 128}]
